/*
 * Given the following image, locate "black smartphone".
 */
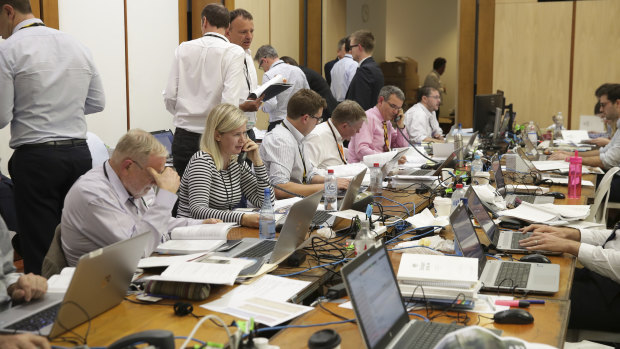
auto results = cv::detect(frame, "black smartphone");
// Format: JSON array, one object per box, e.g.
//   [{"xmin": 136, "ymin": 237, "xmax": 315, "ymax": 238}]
[{"xmin": 237, "ymin": 151, "xmax": 247, "ymax": 165}]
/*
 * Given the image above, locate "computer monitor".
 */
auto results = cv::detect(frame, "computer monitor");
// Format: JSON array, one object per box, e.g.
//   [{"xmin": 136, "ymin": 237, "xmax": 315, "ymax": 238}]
[{"xmin": 473, "ymin": 93, "xmax": 505, "ymax": 138}]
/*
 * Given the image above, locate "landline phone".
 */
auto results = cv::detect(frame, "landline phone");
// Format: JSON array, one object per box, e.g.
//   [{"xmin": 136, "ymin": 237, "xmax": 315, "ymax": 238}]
[{"xmin": 107, "ymin": 330, "xmax": 174, "ymax": 349}]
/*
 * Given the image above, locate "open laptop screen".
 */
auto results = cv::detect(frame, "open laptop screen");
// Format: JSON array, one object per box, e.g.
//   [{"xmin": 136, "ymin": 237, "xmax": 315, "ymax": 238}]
[
  {"xmin": 450, "ymin": 203, "xmax": 486, "ymax": 277},
  {"xmin": 491, "ymin": 156, "xmax": 506, "ymax": 191},
  {"xmin": 151, "ymin": 130, "xmax": 174, "ymax": 155},
  {"xmin": 342, "ymin": 244, "xmax": 408, "ymax": 349},
  {"xmin": 466, "ymin": 188, "xmax": 498, "ymax": 244}
]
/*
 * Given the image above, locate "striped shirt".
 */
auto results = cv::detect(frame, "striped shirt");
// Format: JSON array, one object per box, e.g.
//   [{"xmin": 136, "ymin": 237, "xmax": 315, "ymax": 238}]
[{"xmin": 176, "ymin": 151, "xmax": 275, "ymax": 223}]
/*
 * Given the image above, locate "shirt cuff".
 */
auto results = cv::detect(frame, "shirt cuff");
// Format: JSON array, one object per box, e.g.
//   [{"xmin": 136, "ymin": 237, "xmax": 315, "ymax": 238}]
[
  {"xmin": 155, "ymin": 189, "xmax": 178, "ymax": 209},
  {"xmin": 577, "ymin": 242, "xmax": 595, "ymax": 264}
]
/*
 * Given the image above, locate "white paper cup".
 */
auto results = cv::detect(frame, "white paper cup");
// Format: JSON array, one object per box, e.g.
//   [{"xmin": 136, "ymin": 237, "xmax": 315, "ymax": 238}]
[{"xmin": 434, "ymin": 197, "xmax": 452, "ymax": 217}]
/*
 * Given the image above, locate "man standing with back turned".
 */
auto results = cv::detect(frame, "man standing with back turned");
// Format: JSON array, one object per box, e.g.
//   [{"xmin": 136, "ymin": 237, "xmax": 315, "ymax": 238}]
[
  {"xmin": 345, "ymin": 30, "xmax": 384, "ymax": 111},
  {"xmin": 0, "ymin": 0, "xmax": 105, "ymax": 274}
]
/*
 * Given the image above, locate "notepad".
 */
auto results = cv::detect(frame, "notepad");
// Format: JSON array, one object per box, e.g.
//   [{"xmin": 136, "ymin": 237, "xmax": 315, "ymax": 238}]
[{"xmin": 397, "ymin": 253, "xmax": 478, "ymax": 289}]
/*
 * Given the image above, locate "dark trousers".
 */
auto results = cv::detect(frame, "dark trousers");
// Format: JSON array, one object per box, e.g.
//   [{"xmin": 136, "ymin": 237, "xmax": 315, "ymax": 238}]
[
  {"xmin": 9, "ymin": 143, "xmax": 91, "ymax": 274},
  {"xmin": 267, "ymin": 120, "xmax": 282, "ymax": 132},
  {"xmin": 569, "ymin": 267, "xmax": 620, "ymax": 331},
  {"xmin": 172, "ymin": 128, "xmax": 201, "ymax": 178}
]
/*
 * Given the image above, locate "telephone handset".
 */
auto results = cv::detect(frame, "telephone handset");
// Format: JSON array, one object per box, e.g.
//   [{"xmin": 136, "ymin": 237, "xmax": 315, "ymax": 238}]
[
  {"xmin": 108, "ymin": 330, "xmax": 174, "ymax": 349},
  {"xmin": 237, "ymin": 151, "xmax": 247, "ymax": 165}
]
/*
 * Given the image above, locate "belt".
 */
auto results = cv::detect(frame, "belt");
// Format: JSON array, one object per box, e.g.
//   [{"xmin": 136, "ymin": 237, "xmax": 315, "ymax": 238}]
[{"xmin": 19, "ymin": 139, "xmax": 88, "ymax": 148}]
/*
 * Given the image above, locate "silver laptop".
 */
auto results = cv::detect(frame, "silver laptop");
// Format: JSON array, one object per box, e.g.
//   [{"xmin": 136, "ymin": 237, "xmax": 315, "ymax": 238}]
[
  {"xmin": 220, "ymin": 190, "xmax": 322, "ymax": 268},
  {"xmin": 312, "ymin": 168, "xmax": 367, "ymax": 227},
  {"xmin": 381, "ymin": 148, "xmax": 410, "ymax": 178},
  {"xmin": 465, "ymin": 187, "xmax": 560, "ymax": 255},
  {"xmin": 0, "ymin": 232, "xmax": 150, "ymax": 338},
  {"xmin": 524, "ymin": 136, "xmax": 547, "ymax": 160},
  {"xmin": 516, "ymin": 147, "xmax": 566, "ymax": 184},
  {"xmin": 450, "ymin": 202, "xmax": 559, "ymax": 294},
  {"xmin": 341, "ymin": 242, "xmax": 463, "ymax": 349},
  {"xmin": 403, "ymin": 147, "xmax": 459, "ymax": 177},
  {"xmin": 491, "ymin": 156, "xmax": 555, "ymax": 205}
]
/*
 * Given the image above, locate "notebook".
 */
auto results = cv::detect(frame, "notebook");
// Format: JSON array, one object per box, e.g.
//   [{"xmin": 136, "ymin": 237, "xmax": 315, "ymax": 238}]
[
  {"xmin": 0, "ymin": 232, "xmax": 150, "ymax": 338},
  {"xmin": 220, "ymin": 190, "xmax": 322, "ymax": 268},
  {"xmin": 312, "ymin": 168, "xmax": 367, "ymax": 227},
  {"xmin": 491, "ymin": 156, "xmax": 555, "ymax": 206},
  {"xmin": 465, "ymin": 187, "xmax": 560, "ymax": 255},
  {"xmin": 341, "ymin": 242, "xmax": 464, "ymax": 349},
  {"xmin": 450, "ymin": 202, "xmax": 560, "ymax": 294}
]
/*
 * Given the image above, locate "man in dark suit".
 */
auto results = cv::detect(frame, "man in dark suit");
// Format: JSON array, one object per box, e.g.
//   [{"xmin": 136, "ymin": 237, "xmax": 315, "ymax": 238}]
[
  {"xmin": 280, "ymin": 56, "xmax": 338, "ymax": 121},
  {"xmin": 345, "ymin": 30, "xmax": 384, "ymax": 111},
  {"xmin": 324, "ymin": 37, "xmax": 347, "ymax": 86}
]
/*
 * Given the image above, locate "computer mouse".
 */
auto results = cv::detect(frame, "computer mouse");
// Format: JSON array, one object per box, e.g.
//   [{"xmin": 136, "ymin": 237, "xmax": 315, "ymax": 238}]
[
  {"xmin": 545, "ymin": 192, "xmax": 565, "ymax": 199},
  {"xmin": 493, "ymin": 309, "xmax": 534, "ymax": 324},
  {"xmin": 519, "ymin": 253, "xmax": 551, "ymax": 264}
]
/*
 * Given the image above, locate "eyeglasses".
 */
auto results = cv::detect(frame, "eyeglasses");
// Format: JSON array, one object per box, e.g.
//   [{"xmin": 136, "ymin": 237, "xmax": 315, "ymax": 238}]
[
  {"xmin": 600, "ymin": 100, "xmax": 611, "ymax": 109},
  {"xmin": 429, "ymin": 95, "xmax": 441, "ymax": 100},
  {"xmin": 386, "ymin": 101, "xmax": 402, "ymax": 110},
  {"xmin": 258, "ymin": 58, "xmax": 265, "ymax": 70},
  {"xmin": 308, "ymin": 114, "xmax": 323, "ymax": 123},
  {"xmin": 350, "ymin": 42, "xmax": 360, "ymax": 49}
]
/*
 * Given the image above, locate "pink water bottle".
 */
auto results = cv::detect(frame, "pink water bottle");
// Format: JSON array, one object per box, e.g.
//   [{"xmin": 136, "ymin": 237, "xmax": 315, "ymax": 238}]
[{"xmin": 568, "ymin": 150, "xmax": 582, "ymax": 199}]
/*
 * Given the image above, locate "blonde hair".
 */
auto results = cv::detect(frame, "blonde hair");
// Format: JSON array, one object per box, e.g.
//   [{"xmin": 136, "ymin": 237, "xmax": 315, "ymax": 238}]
[
  {"xmin": 201, "ymin": 104, "xmax": 247, "ymax": 170},
  {"xmin": 111, "ymin": 129, "xmax": 167, "ymax": 165}
]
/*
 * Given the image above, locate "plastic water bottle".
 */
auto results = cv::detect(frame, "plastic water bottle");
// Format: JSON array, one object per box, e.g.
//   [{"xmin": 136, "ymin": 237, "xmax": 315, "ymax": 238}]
[
  {"xmin": 259, "ymin": 188, "xmax": 276, "ymax": 239},
  {"xmin": 553, "ymin": 112, "xmax": 564, "ymax": 140},
  {"xmin": 471, "ymin": 153, "xmax": 483, "ymax": 176},
  {"xmin": 527, "ymin": 121, "xmax": 538, "ymax": 144},
  {"xmin": 568, "ymin": 151, "xmax": 582, "ymax": 199},
  {"xmin": 454, "ymin": 123, "xmax": 464, "ymax": 166},
  {"xmin": 324, "ymin": 169, "xmax": 338, "ymax": 211},
  {"xmin": 369, "ymin": 163, "xmax": 382, "ymax": 197},
  {"xmin": 354, "ymin": 219, "xmax": 374, "ymax": 256},
  {"xmin": 451, "ymin": 183, "xmax": 466, "ymax": 213}
]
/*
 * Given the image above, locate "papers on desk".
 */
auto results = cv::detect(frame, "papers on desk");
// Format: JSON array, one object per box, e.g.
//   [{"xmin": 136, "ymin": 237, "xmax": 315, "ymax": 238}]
[
  {"xmin": 330, "ymin": 209, "xmax": 380, "ymax": 221},
  {"xmin": 170, "ymin": 223, "xmax": 237, "ymax": 240},
  {"xmin": 561, "ymin": 130, "xmax": 590, "ymax": 145},
  {"xmin": 497, "ymin": 202, "xmax": 590, "ymax": 225},
  {"xmin": 156, "ymin": 240, "xmax": 225, "ymax": 254},
  {"xmin": 405, "ymin": 208, "xmax": 449, "ymax": 230},
  {"xmin": 143, "ymin": 256, "xmax": 253, "ymax": 285},
  {"xmin": 202, "ymin": 275, "xmax": 313, "ymax": 326},
  {"xmin": 540, "ymin": 175, "xmax": 594, "ymax": 187},
  {"xmin": 138, "ymin": 252, "xmax": 206, "ymax": 268},
  {"xmin": 47, "ymin": 267, "xmax": 75, "ymax": 293},
  {"xmin": 531, "ymin": 160, "xmax": 600, "ymax": 174}
]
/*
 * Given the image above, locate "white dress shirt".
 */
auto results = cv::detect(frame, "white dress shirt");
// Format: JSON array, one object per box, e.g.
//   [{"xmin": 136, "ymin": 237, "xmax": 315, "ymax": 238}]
[
  {"xmin": 259, "ymin": 118, "xmax": 315, "ymax": 185},
  {"xmin": 0, "ymin": 18, "xmax": 105, "ymax": 148},
  {"xmin": 329, "ymin": 54, "xmax": 358, "ymax": 102},
  {"xmin": 579, "ymin": 227, "xmax": 620, "ymax": 284},
  {"xmin": 598, "ymin": 119, "xmax": 620, "ymax": 169},
  {"xmin": 304, "ymin": 119, "xmax": 347, "ymax": 169},
  {"xmin": 0, "ymin": 218, "xmax": 20, "ymax": 303},
  {"xmin": 163, "ymin": 32, "xmax": 246, "ymax": 134},
  {"xmin": 241, "ymin": 49, "xmax": 258, "ymax": 130},
  {"xmin": 61, "ymin": 162, "xmax": 202, "ymax": 266},
  {"xmin": 403, "ymin": 102, "xmax": 443, "ymax": 143},
  {"xmin": 260, "ymin": 60, "xmax": 309, "ymax": 123}
]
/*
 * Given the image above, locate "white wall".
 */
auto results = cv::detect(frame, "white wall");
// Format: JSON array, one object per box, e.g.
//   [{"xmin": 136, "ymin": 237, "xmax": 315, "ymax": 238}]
[{"xmin": 346, "ymin": 0, "xmax": 387, "ymax": 62}]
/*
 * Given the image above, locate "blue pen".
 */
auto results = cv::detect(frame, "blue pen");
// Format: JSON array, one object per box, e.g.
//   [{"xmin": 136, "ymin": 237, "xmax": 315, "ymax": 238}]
[{"xmin": 524, "ymin": 299, "xmax": 545, "ymax": 304}]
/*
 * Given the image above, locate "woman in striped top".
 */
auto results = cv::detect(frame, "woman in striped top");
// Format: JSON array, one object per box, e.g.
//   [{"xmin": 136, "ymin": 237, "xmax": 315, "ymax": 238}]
[{"xmin": 176, "ymin": 104, "xmax": 275, "ymax": 227}]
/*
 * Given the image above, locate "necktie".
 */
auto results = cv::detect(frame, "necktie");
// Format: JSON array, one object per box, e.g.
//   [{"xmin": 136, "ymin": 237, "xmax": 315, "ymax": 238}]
[
  {"xmin": 337, "ymin": 143, "xmax": 347, "ymax": 164},
  {"xmin": 603, "ymin": 222, "xmax": 619, "ymax": 248},
  {"xmin": 383, "ymin": 122, "xmax": 390, "ymax": 152}
]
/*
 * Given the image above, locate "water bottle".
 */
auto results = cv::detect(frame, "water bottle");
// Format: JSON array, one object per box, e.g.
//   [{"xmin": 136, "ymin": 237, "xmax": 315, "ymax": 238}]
[
  {"xmin": 471, "ymin": 153, "xmax": 483, "ymax": 176},
  {"xmin": 451, "ymin": 183, "xmax": 466, "ymax": 213},
  {"xmin": 454, "ymin": 123, "xmax": 464, "ymax": 166},
  {"xmin": 369, "ymin": 163, "xmax": 382, "ymax": 196},
  {"xmin": 259, "ymin": 188, "xmax": 276, "ymax": 239},
  {"xmin": 324, "ymin": 169, "xmax": 338, "ymax": 211},
  {"xmin": 553, "ymin": 112, "xmax": 564, "ymax": 140},
  {"xmin": 354, "ymin": 219, "xmax": 374, "ymax": 256},
  {"xmin": 527, "ymin": 121, "xmax": 538, "ymax": 144},
  {"xmin": 568, "ymin": 151, "xmax": 582, "ymax": 199}
]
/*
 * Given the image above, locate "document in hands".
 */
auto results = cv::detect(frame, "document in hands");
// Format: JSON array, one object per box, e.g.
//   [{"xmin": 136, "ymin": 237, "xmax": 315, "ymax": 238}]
[{"xmin": 248, "ymin": 74, "xmax": 292, "ymax": 101}]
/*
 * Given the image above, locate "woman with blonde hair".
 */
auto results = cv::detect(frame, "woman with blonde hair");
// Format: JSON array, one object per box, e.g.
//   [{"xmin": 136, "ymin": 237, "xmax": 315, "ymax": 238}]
[{"xmin": 176, "ymin": 104, "xmax": 274, "ymax": 227}]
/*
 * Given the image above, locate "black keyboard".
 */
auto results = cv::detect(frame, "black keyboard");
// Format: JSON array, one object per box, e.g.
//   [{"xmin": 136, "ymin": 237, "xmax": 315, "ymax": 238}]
[
  {"xmin": 511, "ymin": 232, "xmax": 532, "ymax": 249},
  {"xmin": 7, "ymin": 303, "xmax": 60, "ymax": 331},
  {"xmin": 394, "ymin": 321, "xmax": 463, "ymax": 348},
  {"xmin": 235, "ymin": 240, "xmax": 277, "ymax": 258},
  {"xmin": 312, "ymin": 210, "xmax": 332, "ymax": 225},
  {"xmin": 494, "ymin": 262, "xmax": 531, "ymax": 288}
]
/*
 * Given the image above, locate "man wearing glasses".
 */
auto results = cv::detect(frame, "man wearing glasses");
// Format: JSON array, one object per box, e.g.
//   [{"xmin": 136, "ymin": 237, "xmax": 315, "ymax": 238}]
[
  {"xmin": 403, "ymin": 86, "xmax": 445, "ymax": 143},
  {"xmin": 347, "ymin": 86, "xmax": 409, "ymax": 164},
  {"xmin": 260, "ymin": 90, "xmax": 350, "ymax": 199},
  {"xmin": 61, "ymin": 130, "xmax": 219, "ymax": 267},
  {"xmin": 345, "ymin": 30, "xmax": 384, "ymax": 111},
  {"xmin": 254, "ymin": 45, "xmax": 309, "ymax": 132}
]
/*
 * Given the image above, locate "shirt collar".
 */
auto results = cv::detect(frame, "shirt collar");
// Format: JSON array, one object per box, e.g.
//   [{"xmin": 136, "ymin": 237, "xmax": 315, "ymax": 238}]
[
  {"xmin": 104, "ymin": 161, "xmax": 134, "ymax": 203},
  {"xmin": 344, "ymin": 54, "xmax": 353, "ymax": 59},
  {"xmin": 283, "ymin": 118, "xmax": 306, "ymax": 143},
  {"xmin": 327, "ymin": 119, "xmax": 343, "ymax": 142},
  {"xmin": 203, "ymin": 31, "xmax": 229, "ymax": 42},
  {"xmin": 13, "ymin": 18, "xmax": 43, "ymax": 35},
  {"xmin": 418, "ymin": 102, "xmax": 433, "ymax": 115},
  {"xmin": 358, "ymin": 56, "xmax": 370, "ymax": 67}
]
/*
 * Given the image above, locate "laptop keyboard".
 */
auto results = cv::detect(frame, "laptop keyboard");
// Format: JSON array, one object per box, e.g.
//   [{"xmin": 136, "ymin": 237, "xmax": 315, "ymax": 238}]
[
  {"xmin": 409, "ymin": 169, "xmax": 433, "ymax": 176},
  {"xmin": 312, "ymin": 210, "xmax": 332, "ymax": 225},
  {"xmin": 511, "ymin": 232, "xmax": 532, "ymax": 249},
  {"xmin": 494, "ymin": 262, "xmax": 531, "ymax": 288},
  {"xmin": 394, "ymin": 321, "xmax": 463, "ymax": 348},
  {"xmin": 235, "ymin": 240, "xmax": 277, "ymax": 258},
  {"xmin": 7, "ymin": 303, "xmax": 61, "ymax": 331}
]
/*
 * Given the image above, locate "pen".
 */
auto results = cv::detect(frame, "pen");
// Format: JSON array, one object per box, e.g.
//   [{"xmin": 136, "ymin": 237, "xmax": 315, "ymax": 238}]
[{"xmin": 523, "ymin": 299, "xmax": 545, "ymax": 304}]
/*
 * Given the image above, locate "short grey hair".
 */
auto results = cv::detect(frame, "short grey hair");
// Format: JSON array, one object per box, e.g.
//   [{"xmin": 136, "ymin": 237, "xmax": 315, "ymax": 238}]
[
  {"xmin": 254, "ymin": 45, "xmax": 278, "ymax": 61},
  {"xmin": 111, "ymin": 129, "xmax": 167, "ymax": 166},
  {"xmin": 331, "ymin": 100, "xmax": 366, "ymax": 125},
  {"xmin": 378, "ymin": 85, "xmax": 405, "ymax": 102}
]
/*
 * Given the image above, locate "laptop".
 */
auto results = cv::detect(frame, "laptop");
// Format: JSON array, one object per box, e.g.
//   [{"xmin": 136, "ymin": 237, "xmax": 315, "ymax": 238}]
[
  {"xmin": 450, "ymin": 202, "xmax": 560, "ymax": 294},
  {"xmin": 341, "ymin": 242, "xmax": 464, "ymax": 349},
  {"xmin": 0, "ymin": 232, "xmax": 150, "ymax": 338},
  {"xmin": 491, "ymin": 156, "xmax": 555, "ymax": 205},
  {"xmin": 312, "ymin": 168, "xmax": 367, "ymax": 227},
  {"xmin": 403, "ymin": 148, "xmax": 459, "ymax": 177},
  {"xmin": 465, "ymin": 187, "xmax": 560, "ymax": 255},
  {"xmin": 516, "ymin": 147, "xmax": 566, "ymax": 184},
  {"xmin": 151, "ymin": 129, "xmax": 174, "ymax": 165},
  {"xmin": 219, "ymin": 190, "xmax": 322, "ymax": 268},
  {"xmin": 524, "ymin": 136, "xmax": 547, "ymax": 160}
]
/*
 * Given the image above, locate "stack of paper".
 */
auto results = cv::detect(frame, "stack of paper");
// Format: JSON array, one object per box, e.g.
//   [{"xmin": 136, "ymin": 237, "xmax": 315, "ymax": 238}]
[
  {"xmin": 496, "ymin": 202, "xmax": 590, "ymax": 225},
  {"xmin": 143, "ymin": 256, "xmax": 254, "ymax": 286},
  {"xmin": 397, "ymin": 253, "xmax": 481, "ymax": 301}
]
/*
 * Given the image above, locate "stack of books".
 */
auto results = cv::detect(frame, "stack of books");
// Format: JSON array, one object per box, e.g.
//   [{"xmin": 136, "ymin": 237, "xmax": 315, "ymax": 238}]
[{"xmin": 396, "ymin": 253, "xmax": 481, "ymax": 305}]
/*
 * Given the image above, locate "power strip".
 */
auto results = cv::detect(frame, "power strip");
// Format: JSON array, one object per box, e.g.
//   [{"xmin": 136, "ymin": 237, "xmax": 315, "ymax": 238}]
[{"xmin": 371, "ymin": 223, "xmax": 387, "ymax": 237}]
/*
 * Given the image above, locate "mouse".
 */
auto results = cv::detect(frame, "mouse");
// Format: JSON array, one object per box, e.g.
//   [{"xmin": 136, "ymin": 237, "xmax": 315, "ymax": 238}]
[
  {"xmin": 493, "ymin": 309, "xmax": 534, "ymax": 324},
  {"xmin": 545, "ymin": 192, "xmax": 565, "ymax": 199},
  {"xmin": 519, "ymin": 253, "xmax": 551, "ymax": 264}
]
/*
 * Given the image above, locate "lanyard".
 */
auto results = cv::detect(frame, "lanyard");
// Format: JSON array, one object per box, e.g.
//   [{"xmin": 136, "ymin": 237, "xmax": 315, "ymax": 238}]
[
  {"xmin": 19, "ymin": 22, "xmax": 45, "ymax": 30},
  {"xmin": 242, "ymin": 59, "xmax": 251, "ymax": 92},
  {"xmin": 203, "ymin": 33, "xmax": 227, "ymax": 41},
  {"xmin": 327, "ymin": 121, "xmax": 347, "ymax": 164},
  {"xmin": 281, "ymin": 123, "xmax": 307, "ymax": 184},
  {"xmin": 382, "ymin": 122, "xmax": 390, "ymax": 152}
]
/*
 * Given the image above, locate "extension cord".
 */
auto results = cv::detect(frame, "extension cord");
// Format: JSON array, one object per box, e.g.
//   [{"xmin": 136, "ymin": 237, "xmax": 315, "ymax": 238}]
[{"xmin": 371, "ymin": 223, "xmax": 387, "ymax": 237}]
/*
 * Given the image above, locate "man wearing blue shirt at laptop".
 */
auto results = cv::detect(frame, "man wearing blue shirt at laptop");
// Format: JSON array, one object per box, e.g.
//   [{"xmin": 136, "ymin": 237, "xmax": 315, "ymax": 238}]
[
  {"xmin": 0, "ymin": 217, "xmax": 49, "ymax": 348},
  {"xmin": 520, "ymin": 224, "xmax": 620, "ymax": 332}
]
